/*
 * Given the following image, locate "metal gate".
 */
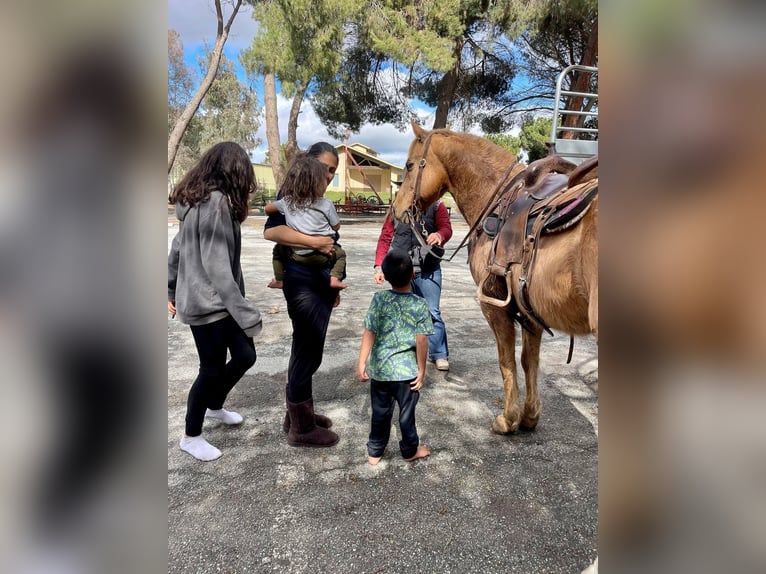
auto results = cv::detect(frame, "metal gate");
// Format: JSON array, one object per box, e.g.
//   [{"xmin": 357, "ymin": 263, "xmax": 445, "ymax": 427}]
[{"xmin": 547, "ymin": 65, "xmax": 598, "ymax": 164}]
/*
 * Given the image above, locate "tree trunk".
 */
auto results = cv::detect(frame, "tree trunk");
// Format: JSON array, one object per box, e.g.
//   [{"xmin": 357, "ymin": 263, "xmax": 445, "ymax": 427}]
[
  {"xmin": 284, "ymin": 80, "xmax": 309, "ymax": 165},
  {"xmin": 561, "ymin": 22, "xmax": 598, "ymax": 139},
  {"xmin": 263, "ymin": 72, "xmax": 285, "ymax": 187},
  {"xmin": 432, "ymin": 40, "xmax": 463, "ymax": 130},
  {"xmin": 167, "ymin": 0, "xmax": 242, "ymax": 174}
]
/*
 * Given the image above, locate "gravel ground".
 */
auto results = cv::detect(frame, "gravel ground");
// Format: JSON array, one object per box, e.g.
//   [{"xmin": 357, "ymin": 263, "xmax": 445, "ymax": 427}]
[{"xmin": 168, "ymin": 216, "xmax": 598, "ymax": 574}]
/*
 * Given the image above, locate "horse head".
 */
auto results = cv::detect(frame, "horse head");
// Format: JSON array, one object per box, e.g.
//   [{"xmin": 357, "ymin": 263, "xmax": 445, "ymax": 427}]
[{"xmin": 391, "ymin": 120, "xmax": 449, "ymax": 223}]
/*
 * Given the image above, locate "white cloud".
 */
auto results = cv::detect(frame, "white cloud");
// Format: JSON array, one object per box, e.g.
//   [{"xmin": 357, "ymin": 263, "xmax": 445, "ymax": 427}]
[{"xmin": 168, "ymin": 0, "xmax": 259, "ymax": 50}]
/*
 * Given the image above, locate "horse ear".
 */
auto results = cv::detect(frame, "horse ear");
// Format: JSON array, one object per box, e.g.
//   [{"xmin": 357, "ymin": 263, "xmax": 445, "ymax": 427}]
[{"xmin": 411, "ymin": 118, "xmax": 427, "ymax": 142}]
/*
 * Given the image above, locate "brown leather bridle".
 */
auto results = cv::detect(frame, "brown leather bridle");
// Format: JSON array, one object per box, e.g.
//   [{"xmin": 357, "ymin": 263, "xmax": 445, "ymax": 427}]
[
  {"xmin": 404, "ymin": 132, "xmax": 523, "ymax": 263},
  {"xmin": 409, "ymin": 134, "xmax": 433, "ymax": 216}
]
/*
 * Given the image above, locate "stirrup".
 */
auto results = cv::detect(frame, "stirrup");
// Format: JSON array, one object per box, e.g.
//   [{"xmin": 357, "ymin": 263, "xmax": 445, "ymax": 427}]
[{"xmin": 476, "ymin": 273, "xmax": 514, "ymax": 308}]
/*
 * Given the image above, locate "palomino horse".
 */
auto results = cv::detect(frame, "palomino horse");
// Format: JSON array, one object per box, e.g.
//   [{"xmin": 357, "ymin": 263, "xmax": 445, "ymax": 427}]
[{"xmin": 392, "ymin": 121, "xmax": 598, "ymax": 434}]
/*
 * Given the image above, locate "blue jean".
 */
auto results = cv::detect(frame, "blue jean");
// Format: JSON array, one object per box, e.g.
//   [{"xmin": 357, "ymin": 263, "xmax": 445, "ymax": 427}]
[
  {"xmin": 412, "ymin": 266, "xmax": 449, "ymax": 360},
  {"xmin": 367, "ymin": 378, "xmax": 420, "ymax": 459}
]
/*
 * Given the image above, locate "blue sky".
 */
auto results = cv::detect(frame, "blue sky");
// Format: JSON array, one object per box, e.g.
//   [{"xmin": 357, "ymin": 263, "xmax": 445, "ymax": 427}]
[{"xmin": 168, "ymin": 0, "xmax": 434, "ymax": 167}]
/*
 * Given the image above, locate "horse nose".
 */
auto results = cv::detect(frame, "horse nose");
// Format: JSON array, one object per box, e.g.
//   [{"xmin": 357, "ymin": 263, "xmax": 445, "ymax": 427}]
[{"xmin": 392, "ymin": 206, "xmax": 411, "ymax": 223}]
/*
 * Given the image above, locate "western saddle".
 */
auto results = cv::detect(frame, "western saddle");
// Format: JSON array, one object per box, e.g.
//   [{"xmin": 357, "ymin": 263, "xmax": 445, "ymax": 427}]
[{"xmin": 477, "ymin": 155, "xmax": 598, "ymax": 334}]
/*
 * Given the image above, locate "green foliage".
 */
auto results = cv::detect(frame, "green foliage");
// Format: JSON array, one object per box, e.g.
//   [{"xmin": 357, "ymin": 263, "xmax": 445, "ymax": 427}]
[
  {"xmin": 242, "ymin": 0, "xmax": 358, "ymax": 94},
  {"xmin": 519, "ymin": 116, "xmax": 553, "ymax": 162},
  {"xmin": 311, "ymin": 0, "xmax": 543, "ymax": 134},
  {"xmin": 168, "ymin": 30, "xmax": 194, "ymax": 120},
  {"xmin": 168, "ymin": 30, "xmax": 262, "ymax": 176},
  {"xmin": 195, "ymin": 45, "xmax": 261, "ymax": 156},
  {"xmin": 311, "ymin": 43, "xmax": 412, "ymax": 138},
  {"xmin": 168, "ymin": 29, "xmax": 200, "ymax": 175},
  {"xmin": 367, "ymin": 0, "xmax": 462, "ymax": 71},
  {"xmin": 484, "ymin": 133, "xmax": 522, "ymax": 158}
]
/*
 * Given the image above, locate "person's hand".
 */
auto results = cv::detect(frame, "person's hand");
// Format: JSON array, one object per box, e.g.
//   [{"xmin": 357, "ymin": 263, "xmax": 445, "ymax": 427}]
[
  {"xmin": 373, "ymin": 272, "xmax": 386, "ymax": 285},
  {"xmin": 356, "ymin": 363, "xmax": 369, "ymax": 382},
  {"xmin": 426, "ymin": 232, "xmax": 443, "ymax": 246},
  {"xmin": 168, "ymin": 300, "xmax": 176, "ymax": 318},
  {"xmin": 410, "ymin": 376, "xmax": 424, "ymax": 391},
  {"xmin": 312, "ymin": 235, "xmax": 335, "ymax": 256}
]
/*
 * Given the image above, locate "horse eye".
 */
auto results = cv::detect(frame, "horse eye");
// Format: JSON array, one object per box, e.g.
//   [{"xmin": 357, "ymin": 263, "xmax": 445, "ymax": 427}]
[{"xmin": 405, "ymin": 161, "xmax": 414, "ymax": 172}]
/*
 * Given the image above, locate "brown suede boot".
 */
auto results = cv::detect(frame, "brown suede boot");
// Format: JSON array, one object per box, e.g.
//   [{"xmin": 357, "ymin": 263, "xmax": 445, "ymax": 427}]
[
  {"xmin": 282, "ymin": 385, "xmax": 332, "ymax": 433},
  {"xmin": 282, "ymin": 409, "xmax": 333, "ymax": 433},
  {"xmin": 287, "ymin": 399, "xmax": 339, "ymax": 448}
]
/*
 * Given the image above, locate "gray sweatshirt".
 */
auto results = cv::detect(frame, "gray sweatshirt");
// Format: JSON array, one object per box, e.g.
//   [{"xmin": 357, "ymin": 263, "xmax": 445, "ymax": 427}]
[{"xmin": 168, "ymin": 191, "xmax": 262, "ymax": 337}]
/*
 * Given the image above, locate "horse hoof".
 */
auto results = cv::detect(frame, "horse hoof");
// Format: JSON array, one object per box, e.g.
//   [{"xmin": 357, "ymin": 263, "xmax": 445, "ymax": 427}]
[
  {"xmin": 519, "ymin": 417, "xmax": 539, "ymax": 431},
  {"xmin": 491, "ymin": 415, "xmax": 519, "ymax": 435}
]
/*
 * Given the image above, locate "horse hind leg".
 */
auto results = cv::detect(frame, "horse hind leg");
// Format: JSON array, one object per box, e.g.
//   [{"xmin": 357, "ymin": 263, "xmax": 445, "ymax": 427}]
[{"xmin": 520, "ymin": 327, "xmax": 543, "ymax": 430}]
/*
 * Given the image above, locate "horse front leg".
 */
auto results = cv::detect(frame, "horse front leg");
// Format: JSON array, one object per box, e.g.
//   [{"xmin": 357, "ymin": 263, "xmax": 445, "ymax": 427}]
[
  {"xmin": 520, "ymin": 327, "xmax": 543, "ymax": 430},
  {"xmin": 481, "ymin": 304, "xmax": 521, "ymax": 434}
]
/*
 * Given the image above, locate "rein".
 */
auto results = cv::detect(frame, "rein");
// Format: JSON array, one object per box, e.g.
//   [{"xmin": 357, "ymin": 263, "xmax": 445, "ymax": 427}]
[{"xmin": 406, "ymin": 133, "xmax": 523, "ymax": 263}]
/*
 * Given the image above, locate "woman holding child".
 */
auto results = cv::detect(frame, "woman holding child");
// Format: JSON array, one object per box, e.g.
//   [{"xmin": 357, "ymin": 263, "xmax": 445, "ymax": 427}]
[{"xmin": 263, "ymin": 142, "xmax": 341, "ymax": 448}]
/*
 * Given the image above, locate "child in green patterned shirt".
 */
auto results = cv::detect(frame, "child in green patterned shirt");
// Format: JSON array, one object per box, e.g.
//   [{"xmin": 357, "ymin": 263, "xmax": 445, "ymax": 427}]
[{"xmin": 356, "ymin": 250, "xmax": 433, "ymax": 465}]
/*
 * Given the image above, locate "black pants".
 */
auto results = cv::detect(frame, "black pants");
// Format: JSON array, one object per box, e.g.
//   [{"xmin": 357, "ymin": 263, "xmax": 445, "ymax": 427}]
[
  {"xmin": 282, "ymin": 261, "xmax": 336, "ymax": 403},
  {"xmin": 186, "ymin": 315, "xmax": 256, "ymax": 436},
  {"xmin": 367, "ymin": 378, "xmax": 420, "ymax": 459}
]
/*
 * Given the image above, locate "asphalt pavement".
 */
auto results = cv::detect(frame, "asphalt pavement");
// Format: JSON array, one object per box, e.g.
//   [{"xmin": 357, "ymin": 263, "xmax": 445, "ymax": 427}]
[{"xmin": 168, "ymin": 216, "xmax": 598, "ymax": 574}]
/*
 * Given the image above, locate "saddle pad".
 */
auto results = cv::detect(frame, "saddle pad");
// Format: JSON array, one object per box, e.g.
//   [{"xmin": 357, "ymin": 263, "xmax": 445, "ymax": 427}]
[{"xmin": 543, "ymin": 183, "xmax": 598, "ymax": 234}]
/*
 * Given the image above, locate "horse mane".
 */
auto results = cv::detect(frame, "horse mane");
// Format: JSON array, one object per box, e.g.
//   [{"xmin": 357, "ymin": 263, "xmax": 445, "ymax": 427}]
[
  {"xmin": 430, "ymin": 129, "xmax": 518, "ymax": 172},
  {"xmin": 425, "ymin": 129, "xmax": 521, "ymax": 209}
]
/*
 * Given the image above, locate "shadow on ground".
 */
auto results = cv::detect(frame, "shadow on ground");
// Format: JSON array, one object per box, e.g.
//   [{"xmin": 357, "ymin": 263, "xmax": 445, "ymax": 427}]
[{"xmin": 168, "ymin": 217, "xmax": 598, "ymax": 574}]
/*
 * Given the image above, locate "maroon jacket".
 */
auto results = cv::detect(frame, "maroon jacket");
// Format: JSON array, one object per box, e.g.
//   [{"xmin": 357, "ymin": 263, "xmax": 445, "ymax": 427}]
[{"xmin": 374, "ymin": 202, "xmax": 453, "ymax": 268}]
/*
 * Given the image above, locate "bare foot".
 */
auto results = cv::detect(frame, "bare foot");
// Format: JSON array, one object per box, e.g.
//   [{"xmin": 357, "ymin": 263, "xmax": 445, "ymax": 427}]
[
  {"xmin": 367, "ymin": 455, "xmax": 382, "ymax": 466},
  {"xmin": 267, "ymin": 278, "xmax": 283, "ymax": 289},
  {"xmin": 329, "ymin": 277, "xmax": 348, "ymax": 289},
  {"xmin": 333, "ymin": 294, "xmax": 341, "ymax": 308},
  {"xmin": 403, "ymin": 445, "xmax": 431, "ymax": 462}
]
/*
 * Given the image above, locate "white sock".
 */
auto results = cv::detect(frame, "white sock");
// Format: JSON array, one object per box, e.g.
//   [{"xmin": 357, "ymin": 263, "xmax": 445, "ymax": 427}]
[
  {"xmin": 179, "ymin": 435, "xmax": 222, "ymax": 461},
  {"xmin": 205, "ymin": 408, "xmax": 244, "ymax": 425}
]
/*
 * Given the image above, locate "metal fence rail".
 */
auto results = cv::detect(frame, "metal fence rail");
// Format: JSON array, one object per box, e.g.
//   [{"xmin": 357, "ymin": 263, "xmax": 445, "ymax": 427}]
[{"xmin": 548, "ymin": 65, "xmax": 598, "ymax": 164}]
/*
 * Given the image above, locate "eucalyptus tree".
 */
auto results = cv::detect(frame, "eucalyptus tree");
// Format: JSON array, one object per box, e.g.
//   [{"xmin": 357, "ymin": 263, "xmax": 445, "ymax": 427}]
[
  {"xmin": 168, "ymin": 29, "xmax": 200, "ymax": 176},
  {"xmin": 167, "ymin": 24, "xmax": 261, "ymax": 181},
  {"xmin": 167, "ymin": 0, "xmax": 246, "ymax": 173},
  {"xmin": 195, "ymin": 47, "xmax": 261, "ymax": 156},
  {"xmin": 241, "ymin": 0, "xmax": 358, "ymax": 184}
]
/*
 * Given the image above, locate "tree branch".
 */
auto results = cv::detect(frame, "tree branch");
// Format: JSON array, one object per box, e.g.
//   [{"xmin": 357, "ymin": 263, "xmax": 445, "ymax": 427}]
[{"xmin": 167, "ymin": 0, "xmax": 244, "ymax": 173}]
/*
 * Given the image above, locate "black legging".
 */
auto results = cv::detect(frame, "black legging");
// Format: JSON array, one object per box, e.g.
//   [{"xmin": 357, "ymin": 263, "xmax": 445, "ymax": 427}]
[
  {"xmin": 283, "ymin": 260, "xmax": 336, "ymax": 403},
  {"xmin": 187, "ymin": 315, "xmax": 256, "ymax": 436}
]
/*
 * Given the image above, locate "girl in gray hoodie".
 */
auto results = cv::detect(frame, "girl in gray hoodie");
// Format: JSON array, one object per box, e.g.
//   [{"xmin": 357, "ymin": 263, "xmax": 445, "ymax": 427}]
[{"xmin": 168, "ymin": 142, "xmax": 262, "ymax": 461}]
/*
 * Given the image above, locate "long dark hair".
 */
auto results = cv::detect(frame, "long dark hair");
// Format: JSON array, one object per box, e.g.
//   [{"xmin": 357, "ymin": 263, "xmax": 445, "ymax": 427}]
[
  {"xmin": 280, "ymin": 153, "xmax": 327, "ymax": 210},
  {"xmin": 306, "ymin": 141, "xmax": 338, "ymax": 162},
  {"xmin": 169, "ymin": 141, "xmax": 255, "ymax": 223}
]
